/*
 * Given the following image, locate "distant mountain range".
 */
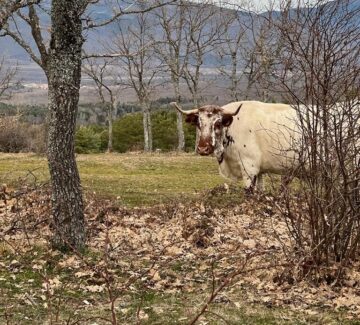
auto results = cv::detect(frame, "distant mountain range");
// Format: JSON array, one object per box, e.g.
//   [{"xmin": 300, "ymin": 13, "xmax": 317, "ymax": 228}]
[{"xmin": 0, "ymin": 0, "xmax": 359, "ymax": 84}]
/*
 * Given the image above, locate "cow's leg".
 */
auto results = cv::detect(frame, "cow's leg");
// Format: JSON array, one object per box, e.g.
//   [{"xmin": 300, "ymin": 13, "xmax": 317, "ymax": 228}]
[
  {"xmin": 257, "ymin": 173, "xmax": 264, "ymax": 191},
  {"xmin": 280, "ymin": 175, "xmax": 292, "ymax": 195},
  {"xmin": 241, "ymin": 161, "xmax": 260, "ymax": 193}
]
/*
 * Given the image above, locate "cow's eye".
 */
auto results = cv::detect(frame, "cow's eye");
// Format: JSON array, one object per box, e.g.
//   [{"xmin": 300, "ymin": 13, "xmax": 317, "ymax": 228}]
[{"xmin": 214, "ymin": 121, "xmax": 222, "ymax": 129}]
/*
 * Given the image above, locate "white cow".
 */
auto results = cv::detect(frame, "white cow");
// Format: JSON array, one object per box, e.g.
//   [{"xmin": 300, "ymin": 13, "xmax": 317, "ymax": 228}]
[{"xmin": 172, "ymin": 101, "xmax": 301, "ymax": 190}]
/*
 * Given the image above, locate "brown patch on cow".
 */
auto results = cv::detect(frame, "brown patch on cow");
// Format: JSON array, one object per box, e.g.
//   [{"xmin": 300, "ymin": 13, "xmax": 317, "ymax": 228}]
[
  {"xmin": 198, "ymin": 136, "xmax": 212, "ymax": 148},
  {"xmin": 197, "ymin": 135, "xmax": 214, "ymax": 155},
  {"xmin": 198, "ymin": 105, "xmax": 222, "ymax": 114},
  {"xmin": 185, "ymin": 114, "xmax": 199, "ymax": 126}
]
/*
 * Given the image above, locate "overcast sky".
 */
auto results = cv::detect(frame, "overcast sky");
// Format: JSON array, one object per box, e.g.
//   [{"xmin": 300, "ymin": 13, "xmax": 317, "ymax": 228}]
[
  {"xmin": 213, "ymin": 0, "xmax": 327, "ymax": 12},
  {"xmin": 193, "ymin": 0, "xmax": 282, "ymax": 12}
]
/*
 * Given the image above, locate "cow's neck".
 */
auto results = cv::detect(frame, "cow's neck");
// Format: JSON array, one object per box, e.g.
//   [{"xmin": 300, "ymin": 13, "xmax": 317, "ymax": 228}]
[
  {"xmin": 216, "ymin": 152, "xmax": 224, "ymax": 164},
  {"xmin": 215, "ymin": 127, "xmax": 233, "ymax": 164}
]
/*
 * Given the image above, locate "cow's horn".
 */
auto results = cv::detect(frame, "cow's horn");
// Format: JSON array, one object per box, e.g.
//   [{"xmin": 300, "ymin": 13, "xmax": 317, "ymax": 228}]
[
  {"xmin": 222, "ymin": 103, "xmax": 243, "ymax": 116},
  {"xmin": 170, "ymin": 102, "xmax": 199, "ymax": 115}
]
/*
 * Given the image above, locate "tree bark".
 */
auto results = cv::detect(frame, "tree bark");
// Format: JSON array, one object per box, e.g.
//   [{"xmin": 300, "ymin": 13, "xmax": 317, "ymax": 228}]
[
  {"xmin": 142, "ymin": 100, "xmax": 152, "ymax": 152},
  {"xmin": 107, "ymin": 101, "xmax": 114, "ymax": 153},
  {"xmin": 47, "ymin": 0, "xmax": 86, "ymax": 250},
  {"xmin": 230, "ymin": 52, "xmax": 239, "ymax": 101},
  {"xmin": 147, "ymin": 107, "xmax": 153, "ymax": 151},
  {"xmin": 0, "ymin": 0, "xmax": 39, "ymax": 30},
  {"xmin": 174, "ymin": 81, "xmax": 185, "ymax": 151}
]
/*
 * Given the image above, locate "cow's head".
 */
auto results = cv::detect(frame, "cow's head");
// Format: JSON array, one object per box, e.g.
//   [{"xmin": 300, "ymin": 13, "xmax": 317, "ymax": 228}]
[{"xmin": 171, "ymin": 102, "xmax": 242, "ymax": 158}]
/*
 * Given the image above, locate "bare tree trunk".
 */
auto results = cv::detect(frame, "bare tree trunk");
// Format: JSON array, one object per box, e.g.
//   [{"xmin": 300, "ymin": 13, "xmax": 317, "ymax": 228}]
[
  {"xmin": 107, "ymin": 103, "xmax": 114, "ymax": 153},
  {"xmin": 174, "ymin": 81, "xmax": 185, "ymax": 151},
  {"xmin": 142, "ymin": 100, "xmax": 152, "ymax": 152},
  {"xmin": 230, "ymin": 53, "xmax": 238, "ymax": 101},
  {"xmin": 193, "ymin": 95, "xmax": 199, "ymax": 152},
  {"xmin": 47, "ymin": 0, "xmax": 86, "ymax": 250},
  {"xmin": 147, "ymin": 107, "xmax": 152, "ymax": 151}
]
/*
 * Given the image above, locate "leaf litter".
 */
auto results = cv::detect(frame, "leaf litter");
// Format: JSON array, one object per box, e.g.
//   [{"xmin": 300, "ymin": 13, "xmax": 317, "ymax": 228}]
[{"xmin": 1, "ymin": 183, "xmax": 360, "ymax": 323}]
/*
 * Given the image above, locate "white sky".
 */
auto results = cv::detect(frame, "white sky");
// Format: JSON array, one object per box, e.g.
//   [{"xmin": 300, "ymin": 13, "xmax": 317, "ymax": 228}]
[
  {"xmin": 192, "ymin": 0, "xmax": 283, "ymax": 12},
  {"xmin": 207, "ymin": 0, "xmax": 329, "ymax": 12}
]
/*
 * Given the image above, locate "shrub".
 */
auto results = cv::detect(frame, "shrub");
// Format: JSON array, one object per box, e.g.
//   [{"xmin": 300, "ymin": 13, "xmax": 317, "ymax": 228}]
[
  {"xmin": 152, "ymin": 110, "xmax": 196, "ymax": 151},
  {"xmin": 75, "ymin": 126, "xmax": 102, "ymax": 154},
  {"xmin": 112, "ymin": 113, "xmax": 144, "ymax": 152},
  {"xmin": 184, "ymin": 118, "xmax": 196, "ymax": 152},
  {"xmin": 0, "ymin": 116, "xmax": 46, "ymax": 153},
  {"xmin": 152, "ymin": 111, "xmax": 178, "ymax": 151},
  {"xmin": 26, "ymin": 124, "xmax": 47, "ymax": 154},
  {"xmin": 112, "ymin": 110, "xmax": 196, "ymax": 152},
  {"xmin": 71, "ymin": 110, "xmax": 196, "ymax": 154}
]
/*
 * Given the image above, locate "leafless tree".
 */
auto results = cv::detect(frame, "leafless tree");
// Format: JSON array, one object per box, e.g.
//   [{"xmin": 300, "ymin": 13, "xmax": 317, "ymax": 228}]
[
  {"xmin": 240, "ymin": 6, "xmax": 282, "ymax": 101},
  {"xmin": 216, "ymin": 6, "xmax": 247, "ymax": 101},
  {"xmin": 215, "ymin": 1, "xmax": 282, "ymax": 102},
  {"xmin": 152, "ymin": 0, "xmax": 188, "ymax": 151},
  {"xmin": 275, "ymin": 0, "xmax": 360, "ymax": 275},
  {"xmin": 182, "ymin": 1, "xmax": 227, "ymax": 107},
  {"xmin": 0, "ymin": 57, "xmax": 17, "ymax": 99},
  {"xmin": 108, "ymin": 7, "xmax": 160, "ymax": 152},
  {"xmin": 83, "ymin": 58, "xmax": 119, "ymax": 153}
]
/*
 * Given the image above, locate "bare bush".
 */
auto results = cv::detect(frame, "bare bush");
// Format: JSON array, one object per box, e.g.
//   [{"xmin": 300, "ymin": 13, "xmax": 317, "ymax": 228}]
[
  {"xmin": 0, "ymin": 57, "xmax": 17, "ymax": 99},
  {"xmin": 0, "ymin": 116, "xmax": 46, "ymax": 153},
  {"xmin": 273, "ymin": 0, "xmax": 360, "ymax": 279}
]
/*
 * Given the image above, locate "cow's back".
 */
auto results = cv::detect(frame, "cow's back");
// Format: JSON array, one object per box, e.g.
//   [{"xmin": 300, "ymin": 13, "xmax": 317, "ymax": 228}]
[{"xmin": 221, "ymin": 101, "xmax": 300, "ymax": 177}]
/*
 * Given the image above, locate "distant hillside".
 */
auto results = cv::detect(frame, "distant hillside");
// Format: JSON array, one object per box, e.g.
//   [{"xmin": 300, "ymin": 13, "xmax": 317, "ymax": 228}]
[{"xmin": 0, "ymin": 0, "xmax": 358, "ymax": 84}]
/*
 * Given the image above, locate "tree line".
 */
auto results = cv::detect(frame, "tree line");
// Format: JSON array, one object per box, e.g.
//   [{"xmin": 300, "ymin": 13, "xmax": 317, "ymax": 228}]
[
  {"xmin": 0, "ymin": 107, "xmax": 197, "ymax": 153},
  {"xmin": 81, "ymin": 1, "xmax": 286, "ymax": 153}
]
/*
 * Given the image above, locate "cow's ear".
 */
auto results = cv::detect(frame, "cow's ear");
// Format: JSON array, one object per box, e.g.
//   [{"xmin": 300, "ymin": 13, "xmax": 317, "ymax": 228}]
[
  {"xmin": 185, "ymin": 113, "xmax": 199, "ymax": 126},
  {"xmin": 222, "ymin": 115, "xmax": 233, "ymax": 127}
]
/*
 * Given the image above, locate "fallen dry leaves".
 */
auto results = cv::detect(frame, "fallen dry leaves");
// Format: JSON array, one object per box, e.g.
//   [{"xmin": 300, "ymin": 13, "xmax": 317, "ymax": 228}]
[{"xmin": 1, "ymin": 183, "xmax": 360, "ymax": 322}]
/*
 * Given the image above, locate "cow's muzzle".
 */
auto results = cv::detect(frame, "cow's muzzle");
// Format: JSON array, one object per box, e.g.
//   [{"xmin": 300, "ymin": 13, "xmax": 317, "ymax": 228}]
[{"xmin": 197, "ymin": 145, "xmax": 214, "ymax": 155}]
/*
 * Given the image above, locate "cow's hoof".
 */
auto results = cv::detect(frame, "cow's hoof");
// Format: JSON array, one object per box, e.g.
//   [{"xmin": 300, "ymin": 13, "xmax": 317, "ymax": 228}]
[{"xmin": 244, "ymin": 186, "xmax": 255, "ymax": 196}]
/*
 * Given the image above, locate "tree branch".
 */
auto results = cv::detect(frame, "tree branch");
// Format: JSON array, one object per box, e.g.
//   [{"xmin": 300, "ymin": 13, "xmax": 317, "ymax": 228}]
[
  {"xmin": 28, "ymin": 4, "xmax": 48, "ymax": 67},
  {"xmin": 0, "ymin": 26, "xmax": 42, "ymax": 67},
  {"xmin": 83, "ymin": 0, "xmax": 177, "ymax": 30},
  {"xmin": 0, "ymin": 0, "xmax": 39, "ymax": 30},
  {"xmin": 0, "ymin": 57, "xmax": 17, "ymax": 99}
]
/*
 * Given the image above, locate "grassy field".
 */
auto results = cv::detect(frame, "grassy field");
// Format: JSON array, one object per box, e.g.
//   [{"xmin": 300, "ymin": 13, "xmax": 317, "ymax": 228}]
[{"xmin": 0, "ymin": 152, "xmax": 226, "ymax": 206}]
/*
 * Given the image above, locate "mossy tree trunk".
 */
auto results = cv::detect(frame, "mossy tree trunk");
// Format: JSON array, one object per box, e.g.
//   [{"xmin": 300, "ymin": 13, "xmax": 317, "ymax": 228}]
[{"xmin": 47, "ymin": 0, "xmax": 86, "ymax": 250}]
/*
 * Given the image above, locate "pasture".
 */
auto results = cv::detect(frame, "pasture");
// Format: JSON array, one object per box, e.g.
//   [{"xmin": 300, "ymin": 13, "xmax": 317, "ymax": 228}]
[
  {"xmin": 0, "ymin": 153, "xmax": 359, "ymax": 324},
  {"xmin": 0, "ymin": 153, "xmax": 225, "ymax": 206}
]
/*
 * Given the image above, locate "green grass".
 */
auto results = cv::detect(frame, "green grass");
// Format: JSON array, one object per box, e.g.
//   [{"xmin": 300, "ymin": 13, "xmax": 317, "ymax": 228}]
[{"xmin": 0, "ymin": 152, "xmax": 226, "ymax": 206}]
